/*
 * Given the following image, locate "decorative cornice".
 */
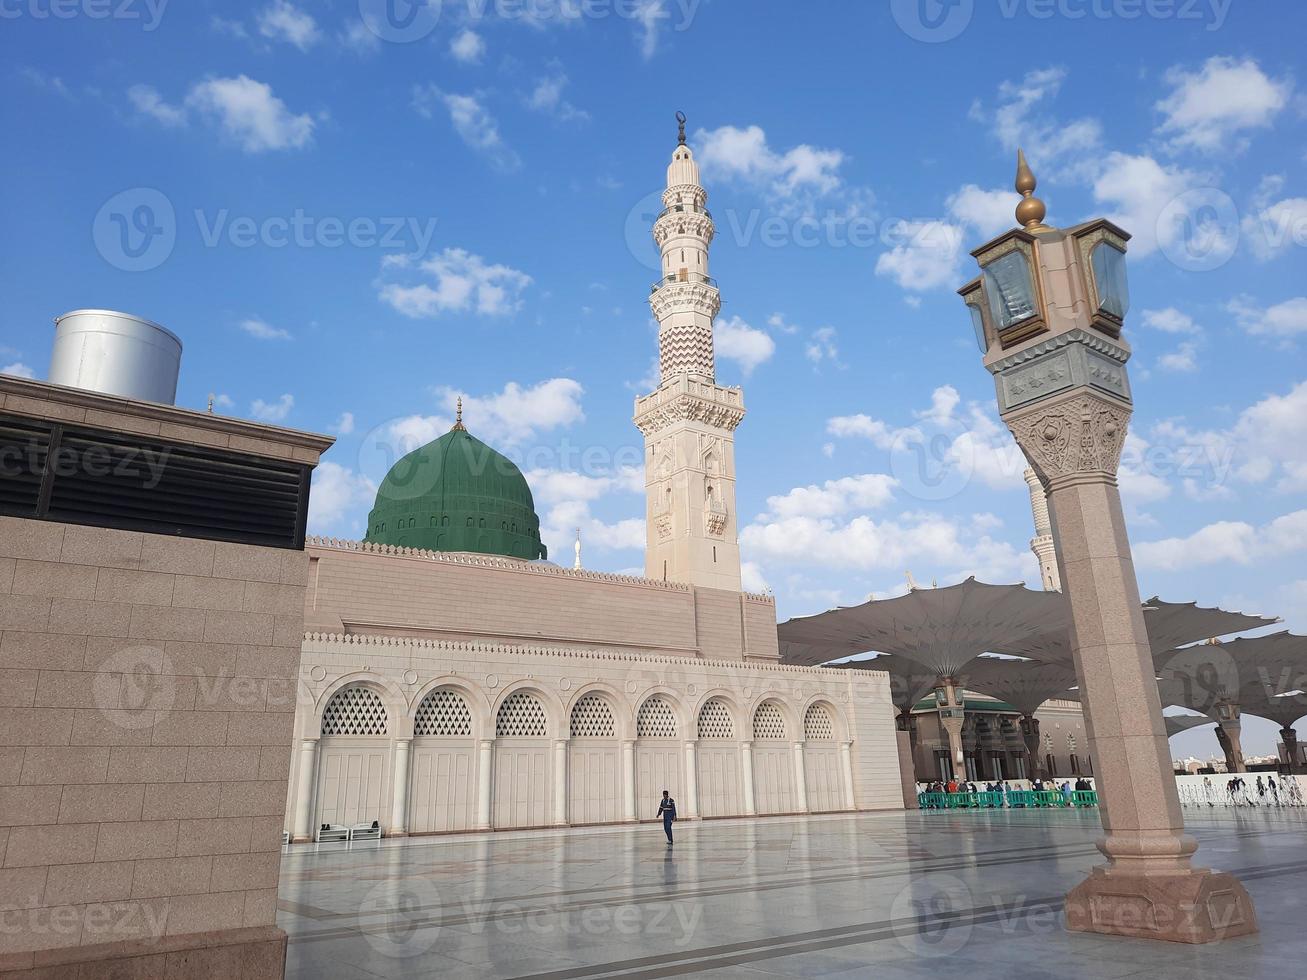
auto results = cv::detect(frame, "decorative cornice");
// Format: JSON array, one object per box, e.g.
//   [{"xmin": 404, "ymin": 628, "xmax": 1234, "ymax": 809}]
[
  {"xmin": 302, "ymin": 631, "xmax": 832, "ymax": 676},
  {"xmin": 1005, "ymin": 392, "xmax": 1131, "ymax": 481},
  {"xmin": 305, "ymin": 536, "xmax": 692, "ymax": 592},
  {"xmin": 650, "ymin": 281, "xmax": 721, "ymax": 320},
  {"xmin": 633, "ymin": 390, "xmax": 746, "ymax": 436},
  {"xmin": 654, "ymin": 212, "xmax": 715, "ymax": 248},
  {"xmin": 988, "ymin": 327, "xmax": 1128, "ymax": 375}
]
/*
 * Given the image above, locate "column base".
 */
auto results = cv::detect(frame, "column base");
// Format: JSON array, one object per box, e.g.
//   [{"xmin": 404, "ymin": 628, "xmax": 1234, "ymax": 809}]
[
  {"xmin": 1065, "ymin": 867, "xmax": 1258, "ymax": 943},
  {"xmin": 0, "ymin": 926, "xmax": 286, "ymax": 979},
  {"xmin": 388, "ymin": 830, "xmax": 408, "ymax": 838}
]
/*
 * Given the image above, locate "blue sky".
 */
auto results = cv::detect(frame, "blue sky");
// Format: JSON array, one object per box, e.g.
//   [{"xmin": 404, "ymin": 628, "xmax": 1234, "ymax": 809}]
[{"xmin": 3, "ymin": 1, "xmax": 1306, "ymax": 755}]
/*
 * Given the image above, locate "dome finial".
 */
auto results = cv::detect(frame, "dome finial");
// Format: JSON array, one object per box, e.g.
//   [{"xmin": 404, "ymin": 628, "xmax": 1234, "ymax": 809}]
[
  {"xmin": 676, "ymin": 110, "xmax": 687, "ymax": 146},
  {"xmin": 451, "ymin": 396, "xmax": 467, "ymax": 432},
  {"xmin": 1014, "ymin": 148, "xmax": 1051, "ymax": 232}
]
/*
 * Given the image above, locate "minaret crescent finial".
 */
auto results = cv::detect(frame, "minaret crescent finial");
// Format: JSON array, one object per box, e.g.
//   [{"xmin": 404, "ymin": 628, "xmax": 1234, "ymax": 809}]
[
  {"xmin": 1014, "ymin": 148, "xmax": 1050, "ymax": 231},
  {"xmin": 676, "ymin": 110, "xmax": 687, "ymax": 146},
  {"xmin": 452, "ymin": 396, "xmax": 467, "ymax": 432}
]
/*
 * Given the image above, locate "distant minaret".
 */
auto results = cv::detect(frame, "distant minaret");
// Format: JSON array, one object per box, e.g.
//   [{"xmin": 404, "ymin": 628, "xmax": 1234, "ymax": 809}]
[
  {"xmin": 573, "ymin": 528, "xmax": 583, "ymax": 570},
  {"xmin": 1024, "ymin": 467, "xmax": 1061, "ymax": 591},
  {"xmin": 633, "ymin": 112, "xmax": 744, "ymax": 592}
]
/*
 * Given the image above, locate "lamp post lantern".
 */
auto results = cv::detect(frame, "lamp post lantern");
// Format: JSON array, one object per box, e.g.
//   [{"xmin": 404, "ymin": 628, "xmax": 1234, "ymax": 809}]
[{"xmin": 957, "ymin": 151, "xmax": 1257, "ymax": 943}]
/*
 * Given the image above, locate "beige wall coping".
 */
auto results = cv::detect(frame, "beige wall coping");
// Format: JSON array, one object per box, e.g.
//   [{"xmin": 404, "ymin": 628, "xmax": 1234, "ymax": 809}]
[
  {"xmin": 305, "ymin": 536, "xmax": 775, "ymax": 603},
  {"xmin": 302, "ymin": 630, "xmax": 866, "ymax": 678},
  {"xmin": 0, "ymin": 375, "xmax": 334, "ymax": 463}
]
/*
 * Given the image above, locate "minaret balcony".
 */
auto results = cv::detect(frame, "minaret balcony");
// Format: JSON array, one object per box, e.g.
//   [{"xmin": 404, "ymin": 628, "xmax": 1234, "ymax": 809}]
[
  {"xmin": 656, "ymin": 203, "xmax": 712, "ymax": 221},
  {"xmin": 651, "ymin": 273, "xmax": 718, "ymax": 294}
]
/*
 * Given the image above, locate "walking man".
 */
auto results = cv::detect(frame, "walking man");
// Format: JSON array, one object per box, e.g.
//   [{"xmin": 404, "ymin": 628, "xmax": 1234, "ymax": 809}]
[{"xmin": 658, "ymin": 789, "xmax": 677, "ymax": 845}]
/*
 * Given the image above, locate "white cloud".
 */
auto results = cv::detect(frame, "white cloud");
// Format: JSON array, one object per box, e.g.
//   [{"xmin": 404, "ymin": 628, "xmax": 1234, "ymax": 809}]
[
  {"xmin": 525, "ymin": 70, "xmax": 588, "ymax": 122},
  {"xmin": 633, "ymin": 0, "xmax": 667, "ymax": 60},
  {"xmin": 383, "ymin": 379, "xmax": 585, "ymax": 452},
  {"xmin": 257, "ymin": 1, "xmax": 321, "ymax": 51},
  {"xmin": 1135, "ymin": 510, "xmax": 1307, "ymax": 571},
  {"xmin": 1092, "ymin": 152, "xmax": 1207, "ymax": 257},
  {"xmin": 741, "ymin": 561, "xmax": 770, "ymax": 595},
  {"xmin": 413, "ymin": 87, "xmax": 519, "ymax": 171},
  {"xmin": 333, "ymin": 412, "xmax": 355, "ymax": 436},
  {"xmin": 308, "ymin": 461, "xmax": 376, "ymax": 535},
  {"xmin": 713, "ymin": 315, "xmax": 775, "ymax": 376},
  {"xmin": 377, "ymin": 248, "xmax": 531, "ymax": 318},
  {"xmin": 239, "ymin": 317, "xmax": 292, "ymax": 341},
  {"xmin": 1, "ymin": 362, "xmax": 35, "ymax": 379},
  {"xmin": 1156, "ymin": 57, "xmax": 1290, "ymax": 154},
  {"xmin": 1243, "ymin": 195, "xmax": 1307, "ymax": 260},
  {"xmin": 251, "ymin": 393, "xmax": 294, "ymax": 423},
  {"xmin": 1228, "ymin": 296, "xmax": 1307, "ymax": 340},
  {"xmin": 128, "ymin": 84, "xmax": 186, "ymax": 127},
  {"xmin": 762, "ymin": 475, "xmax": 897, "ymax": 520},
  {"xmin": 1142, "ymin": 308, "xmax": 1201, "ymax": 334},
  {"xmin": 695, "ymin": 124, "xmax": 847, "ymax": 202},
  {"xmin": 969, "ymin": 67, "xmax": 1103, "ymax": 180},
  {"xmin": 805, "ymin": 327, "xmax": 840, "ymax": 366},
  {"xmin": 875, "ymin": 220, "xmax": 965, "ymax": 291},
  {"xmin": 186, "ymin": 75, "xmax": 314, "ymax": 153},
  {"xmin": 340, "ymin": 19, "xmax": 381, "ymax": 55},
  {"xmin": 827, "ymin": 413, "xmax": 897, "ymax": 448},
  {"xmin": 450, "ymin": 28, "xmax": 486, "ymax": 63},
  {"xmin": 1157, "ymin": 341, "xmax": 1200, "ymax": 373},
  {"xmin": 210, "ymin": 16, "xmax": 248, "ymax": 39},
  {"xmin": 947, "ymin": 184, "xmax": 1016, "ymax": 239}
]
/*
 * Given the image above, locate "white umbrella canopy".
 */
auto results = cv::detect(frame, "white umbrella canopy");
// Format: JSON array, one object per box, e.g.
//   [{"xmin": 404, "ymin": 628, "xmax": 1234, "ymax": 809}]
[
  {"xmin": 778, "ymin": 578, "xmax": 1068, "ymax": 678},
  {"xmin": 956, "ymin": 656, "xmax": 1080, "ymax": 716},
  {"xmin": 1163, "ymin": 713, "xmax": 1216, "ymax": 739},
  {"xmin": 1157, "ymin": 631, "xmax": 1307, "ymax": 727},
  {"xmin": 824, "ymin": 654, "xmax": 943, "ymax": 715}
]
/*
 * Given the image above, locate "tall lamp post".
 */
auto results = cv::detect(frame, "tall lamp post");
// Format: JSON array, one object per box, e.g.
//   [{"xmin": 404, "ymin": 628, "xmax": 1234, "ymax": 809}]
[{"xmin": 956, "ymin": 151, "xmax": 1257, "ymax": 943}]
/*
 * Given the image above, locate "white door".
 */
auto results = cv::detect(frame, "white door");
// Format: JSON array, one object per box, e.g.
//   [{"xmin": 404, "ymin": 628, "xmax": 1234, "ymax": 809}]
[
  {"xmin": 697, "ymin": 745, "xmax": 742, "ymax": 817},
  {"xmin": 804, "ymin": 745, "xmax": 843, "ymax": 812},
  {"xmin": 493, "ymin": 742, "xmax": 550, "ymax": 829},
  {"xmin": 752, "ymin": 744, "xmax": 794, "ymax": 814},
  {"xmin": 569, "ymin": 745, "xmax": 622, "ymax": 825},
  {"xmin": 635, "ymin": 744, "xmax": 683, "ymax": 821},
  {"xmin": 409, "ymin": 742, "xmax": 477, "ymax": 834},
  {"xmin": 316, "ymin": 742, "xmax": 389, "ymax": 828}
]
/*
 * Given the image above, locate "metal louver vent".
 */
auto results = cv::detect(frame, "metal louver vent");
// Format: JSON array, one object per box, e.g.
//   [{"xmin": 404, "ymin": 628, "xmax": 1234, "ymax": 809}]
[{"xmin": 0, "ymin": 413, "xmax": 310, "ymax": 549}]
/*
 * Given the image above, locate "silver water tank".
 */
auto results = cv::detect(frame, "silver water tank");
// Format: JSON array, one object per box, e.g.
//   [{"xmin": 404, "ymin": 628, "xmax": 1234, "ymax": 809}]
[{"xmin": 49, "ymin": 310, "xmax": 183, "ymax": 405}]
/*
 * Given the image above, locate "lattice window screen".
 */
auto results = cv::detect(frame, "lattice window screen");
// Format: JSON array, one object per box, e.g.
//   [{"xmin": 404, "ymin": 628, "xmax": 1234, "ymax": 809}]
[
  {"xmin": 1067, "ymin": 734, "xmax": 1077, "ymax": 754},
  {"xmin": 804, "ymin": 703, "xmax": 835, "ymax": 740},
  {"xmin": 496, "ymin": 691, "xmax": 548, "ymax": 737},
  {"xmin": 570, "ymin": 694, "xmax": 616, "ymax": 738},
  {"xmin": 321, "ymin": 686, "xmax": 388, "ymax": 736},
  {"xmin": 697, "ymin": 699, "xmax": 735, "ymax": 739},
  {"xmin": 414, "ymin": 689, "xmax": 472, "ymax": 737},
  {"xmin": 636, "ymin": 696, "xmax": 677, "ymax": 738},
  {"xmin": 753, "ymin": 701, "xmax": 787, "ymax": 740},
  {"xmin": 1044, "ymin": 731, "xmax": 1054, "ymax": 752}
]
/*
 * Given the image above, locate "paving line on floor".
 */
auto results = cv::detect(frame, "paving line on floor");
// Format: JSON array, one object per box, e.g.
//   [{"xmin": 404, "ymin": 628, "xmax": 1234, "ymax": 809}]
[{"xmin": 500, "ymin": 858, "xmax": 1307, "ymax": 980}]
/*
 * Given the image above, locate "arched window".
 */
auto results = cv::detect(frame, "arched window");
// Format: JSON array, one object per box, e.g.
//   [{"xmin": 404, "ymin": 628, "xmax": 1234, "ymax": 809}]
[
  {"xmin": 496, "ymin": 691, "xmax": 548, "ymax": 737},
  {"xmin": 753, "ymin": 702, "xmax": 787, "ymax": 740},
  {"xmin": 804, "ymin": 703, "xmax": 835, "ymax": 740},
  {"xmin": 414, "ymin": 689, "xmax": 472, "ymax": 737},
  {"xmin": 636, "ymin": 696, "xmax": 677, "ymax": 738},
  {"xmin": 570, "ymin": 695, "xmax": 616, "ymax": 738},
  {"xmin": 697, "ymin": 699, "xmax": 734, "ymax": 739},
  {"xmin": 321, "ymin": 686, "xmax": 388, "ymax": 736}
]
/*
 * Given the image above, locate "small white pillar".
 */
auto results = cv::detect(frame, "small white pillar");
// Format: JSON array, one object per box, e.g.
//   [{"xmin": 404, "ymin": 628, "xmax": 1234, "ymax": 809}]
[
  {"xmin": 840, "ymin": 740, "xmax": 857, "ymax": 811},
  {"xmin": 389, "ymin": 737, "xmax": 412, "ymax": 837},
  {"xmin": 792, "ymin": 741, "xmax": 809, "ymax": 813},
  {"xmin": 741, "ymin": 740, "xmax": 757, "ymax": 816},
  {"xmin": 553, "ymin": 738, "xmax": 569, "ymax": 826},
  {"xmin": 622, "ymin": 739, "xmax": 637, "ymax": 822},
  {"xmin": 291, "ymin": 737, "xmax": 319, "ymax": 842},
  {"xmin": 476, "ymin": 738, "xmax": 494, "ymax": 830},
  {"xmin": 683, "ymin": 740, "xmax": 699, "ymax": 819}
]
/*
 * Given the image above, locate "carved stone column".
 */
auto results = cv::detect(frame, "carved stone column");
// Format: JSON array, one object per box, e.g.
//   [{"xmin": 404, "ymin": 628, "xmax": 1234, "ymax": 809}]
[
  {"xmin": 1218, "ymin": 718, "xmax": 1246, "ymax": 774},
  {"xmin": 476, "ymin": 738, "xmax": 494, "ymax": 831},
  {"xmin": 1019, "ymin": 714, "xmax": 1044, "ymax": 781},
  {"xmin": 389, "ymin": 737, "xmax": 412, "ymax": 837},
  {"xmin": 740, "ymin": 740, "xmax": 757, "ymax": 816},
  {"xmin": 1281, "ymin": 727, "xmax": 1301, "ymax": 773},
  {"xmin": 291, "ymin": 737, "xmax": 319, "ymax": 843}
]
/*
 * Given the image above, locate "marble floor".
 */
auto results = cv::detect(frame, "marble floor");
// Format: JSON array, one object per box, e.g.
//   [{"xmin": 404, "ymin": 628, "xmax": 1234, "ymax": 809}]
[{"xmin": 277, "ymin": 807, "xmax": 1307, "ymax": 979}]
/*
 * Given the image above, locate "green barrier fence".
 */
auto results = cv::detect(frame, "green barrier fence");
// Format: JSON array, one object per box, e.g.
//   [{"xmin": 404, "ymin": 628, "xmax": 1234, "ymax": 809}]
[{"xmin": 919, "ymin": 789, "xmax": 1099, "ymax": 810}]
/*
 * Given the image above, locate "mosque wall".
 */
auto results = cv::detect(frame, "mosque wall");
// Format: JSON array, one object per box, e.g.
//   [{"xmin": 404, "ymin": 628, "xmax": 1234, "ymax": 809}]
[{"xmin": 285, "ymin": 632, "xmax": 903, "ymax": 839}]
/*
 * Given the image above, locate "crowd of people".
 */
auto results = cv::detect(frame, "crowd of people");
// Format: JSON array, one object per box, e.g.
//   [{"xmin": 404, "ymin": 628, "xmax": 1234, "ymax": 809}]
[
  {"xmin": 918, "ymin": 776, "xmax": 1096, "ymax": 808},
  {"xmin": 1177, "ymin": 774, "xmax": 1307, "ymax": 807}
]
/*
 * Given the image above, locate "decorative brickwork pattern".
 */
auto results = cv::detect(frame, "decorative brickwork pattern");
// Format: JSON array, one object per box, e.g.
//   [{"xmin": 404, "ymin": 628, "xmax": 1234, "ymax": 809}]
[
  {"xmin": 697, "ymin": 698, "xmax": 735, "ymax": 739},
  {"xmin": 497, "ymin": 691, "xmax": 548, "ymax": 737},
  {"xmin": 804, "ymin": 703, "xmax": 835, "ymax": 741},
  {"xmin": 414, "ymin": 688, "xmax": 473, "ymax": 737},
  {"xmin": 637, "ymin": 696, "xmax": 678, "ymax": 738},
  {"xmin": 570, "ymin": 694, "xmax": 617, "ymax": 738},
  {"xmin": 754, "ymin": 701, "xmax": 787, "ymax": 740},
  {"xmin": 322, "ymin": 686, "xmax": 389, "ymax": 736}
]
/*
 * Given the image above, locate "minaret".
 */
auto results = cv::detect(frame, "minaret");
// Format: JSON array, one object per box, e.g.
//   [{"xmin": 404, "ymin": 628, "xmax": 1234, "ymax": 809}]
[
  {"xmin": 1023, "ymin": 467, "xmax": 1061, "ymax": 591},
  {"xmin": 573, "ymin": 528, "xmax": 583, "ymax": 570},
  {"xmin": 633, "ymin": 112, "xmax": 745, "ymax": 592}
]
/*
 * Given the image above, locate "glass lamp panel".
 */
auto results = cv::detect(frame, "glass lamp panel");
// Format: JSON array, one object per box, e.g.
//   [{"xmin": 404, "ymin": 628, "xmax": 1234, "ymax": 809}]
[
  {"xmin": 1091, "ymin": 242, "xmax": 1130, "ymax": 320},
  {"xmin": 982, "ymin": 250, "xmax": 1038, "ymax": 330},
  {"xmin": 968, "ymin": 303, "xmax": 988, "ymax": 352}
]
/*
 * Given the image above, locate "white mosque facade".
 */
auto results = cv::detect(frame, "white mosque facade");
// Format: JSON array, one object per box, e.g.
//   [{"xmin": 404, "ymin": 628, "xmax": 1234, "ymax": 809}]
[{"xmin": 283, "ymin": 128, "xmax": 906, "ymax": 840}]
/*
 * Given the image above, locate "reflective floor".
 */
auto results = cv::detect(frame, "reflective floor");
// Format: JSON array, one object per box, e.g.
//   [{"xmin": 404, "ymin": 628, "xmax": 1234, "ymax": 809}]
[{"xmin": 278, "ymin": 808, "xmax": 1307, "ymax": 979}]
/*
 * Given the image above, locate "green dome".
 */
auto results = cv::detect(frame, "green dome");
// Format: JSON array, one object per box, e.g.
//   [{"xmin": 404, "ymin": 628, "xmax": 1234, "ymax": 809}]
[{"xmin": 364, "ymin": 422, "xmax": 547, "ymax": 560}]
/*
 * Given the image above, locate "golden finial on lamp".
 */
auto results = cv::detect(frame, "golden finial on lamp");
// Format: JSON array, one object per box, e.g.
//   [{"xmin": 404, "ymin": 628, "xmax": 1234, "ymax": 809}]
[{"xmin": 1014, "ymin": 148, "xmax": 1052, "ymax": 232}]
